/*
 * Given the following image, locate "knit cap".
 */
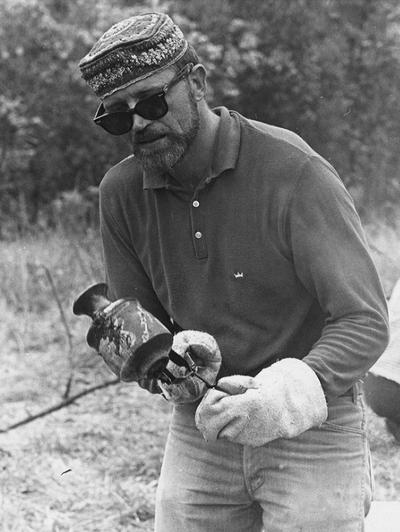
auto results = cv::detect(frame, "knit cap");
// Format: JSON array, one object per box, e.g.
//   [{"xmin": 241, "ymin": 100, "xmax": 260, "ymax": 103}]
[{"xmin": 79, "ymin": 13, "xmax": 188, "ymax": 99}]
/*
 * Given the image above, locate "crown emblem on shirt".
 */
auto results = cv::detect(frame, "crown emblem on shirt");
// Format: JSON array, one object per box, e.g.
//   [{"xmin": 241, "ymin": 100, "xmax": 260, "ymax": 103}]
[{"xmin": 234, "ymin": 272, "xmax": 244, "ymax": 278}]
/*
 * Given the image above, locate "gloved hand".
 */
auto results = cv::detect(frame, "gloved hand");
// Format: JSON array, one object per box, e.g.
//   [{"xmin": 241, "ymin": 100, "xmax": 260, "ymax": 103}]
[
  {"xmin": 140, "ymin": 330, "xmax": 222, "ymax": 404},
  {"xmin": 195, "ymin": 358, "xmax": 328, "ymax": 447}
]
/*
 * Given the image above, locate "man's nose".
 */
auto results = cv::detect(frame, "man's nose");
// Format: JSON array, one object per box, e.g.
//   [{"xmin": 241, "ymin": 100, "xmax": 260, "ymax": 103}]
[{"xmin": 131, "ymin": 112, "xmax": 153, "ymax": 132}]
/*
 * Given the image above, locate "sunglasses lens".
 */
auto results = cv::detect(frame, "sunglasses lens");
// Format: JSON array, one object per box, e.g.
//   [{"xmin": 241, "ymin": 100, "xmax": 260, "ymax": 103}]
[
  {"xmin": 135, "ymin": 93, "xmax": 168, "ymax": 120},
  {"xmin": 98, "ymin": 112, "xmax": 133, "ymax": 135},
  {"xmin": 94, "ymin": 92, "xmax": 169, "ymax": 135}
]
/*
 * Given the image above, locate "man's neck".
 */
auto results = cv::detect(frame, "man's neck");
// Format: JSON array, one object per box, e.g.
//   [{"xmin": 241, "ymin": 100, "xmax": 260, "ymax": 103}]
[{"xmin": 169, "ymin": 107, "xmax": 220, "ymax": 190}]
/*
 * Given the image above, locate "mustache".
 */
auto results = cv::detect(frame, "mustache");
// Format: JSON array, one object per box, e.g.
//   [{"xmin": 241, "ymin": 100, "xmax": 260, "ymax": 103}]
[{"xmin": 133, "ymin": 125, "xmax": 169, "ymax": 143}]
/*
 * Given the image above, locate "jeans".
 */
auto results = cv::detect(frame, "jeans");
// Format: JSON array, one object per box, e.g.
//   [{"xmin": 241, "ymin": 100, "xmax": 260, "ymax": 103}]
[{"xmin": 155, "ymin": 387, "xmax": 373, "ymax": 532}]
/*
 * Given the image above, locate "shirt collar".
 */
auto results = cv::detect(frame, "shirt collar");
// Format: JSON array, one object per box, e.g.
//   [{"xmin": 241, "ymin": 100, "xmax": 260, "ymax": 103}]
[{"xmin": 142, "ymin": 106, "xmax": 241, "ymax": 190}]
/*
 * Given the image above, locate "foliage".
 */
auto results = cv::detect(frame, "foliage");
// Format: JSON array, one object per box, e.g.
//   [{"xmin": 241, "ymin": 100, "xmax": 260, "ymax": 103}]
[
  {"xmin": 1, "ymin": 0, "xmax": 400, "ymax": 235},
  {"xmin": 0, "ymin": 0, "xmax": 137, "ymax": 236}
]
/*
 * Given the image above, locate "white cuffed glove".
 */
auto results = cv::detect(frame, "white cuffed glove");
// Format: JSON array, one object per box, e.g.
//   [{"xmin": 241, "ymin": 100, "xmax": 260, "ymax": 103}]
[
  {"xmin": 195, "ymin": 358, "xmax": 328, "ymax": 447},
  {"xmin": 158, "ymin": 330, "xmax": 221, "ymax": 404}
]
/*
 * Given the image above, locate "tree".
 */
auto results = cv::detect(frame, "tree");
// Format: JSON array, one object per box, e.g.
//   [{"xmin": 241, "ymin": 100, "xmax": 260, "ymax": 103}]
[
  {"xmin": 1, "ymin": 0, "xmax": 399, "ymax": 235},
  {"xmin": 0, "ymin": 0, "xmax": 134, "ymax": 234}
]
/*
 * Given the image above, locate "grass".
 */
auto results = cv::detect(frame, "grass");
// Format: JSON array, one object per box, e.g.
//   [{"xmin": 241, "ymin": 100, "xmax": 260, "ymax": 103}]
[
  {"xmin": 0, "ymin": 229, "xmax": 170, "ymax": 531},
  {"xmin": 0, "ymin": 220, "xmax": 399, "ymax": 531},
  {"xmin": 0, "ymin": 384, "xmax": 170, "ymax": 531},
  {"xmin": 364, "ymin": 219, "xmax": 400, "ymax": 297}
]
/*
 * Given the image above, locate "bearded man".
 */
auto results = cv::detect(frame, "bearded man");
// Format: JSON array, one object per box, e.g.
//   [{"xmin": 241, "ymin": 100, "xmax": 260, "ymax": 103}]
[{"xmin": 79, "ymin": 12, "xmax": 389, "ymax": 532}]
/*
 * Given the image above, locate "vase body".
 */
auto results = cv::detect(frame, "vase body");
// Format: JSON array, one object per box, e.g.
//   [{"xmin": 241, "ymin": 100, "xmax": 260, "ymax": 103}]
[{"xmin": 73, "ymin": 283, "xmax": 173, "ymax": 382}]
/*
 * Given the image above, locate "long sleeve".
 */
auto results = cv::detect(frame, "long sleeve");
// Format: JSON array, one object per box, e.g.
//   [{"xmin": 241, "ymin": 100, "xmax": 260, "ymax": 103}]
[
  {"xmin": 286, "ymin": 156, "xmax": 389, "ymax": 398},
  {"xmin": 99, "ymin": 179, "xmax": 173, "ymax": 331}
]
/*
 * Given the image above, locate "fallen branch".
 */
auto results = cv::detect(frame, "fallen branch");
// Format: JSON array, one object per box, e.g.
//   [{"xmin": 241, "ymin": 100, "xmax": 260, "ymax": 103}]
[
  {"xmin": 40, "ymin": 264, "xmax": 75, "ymax": 398},
  {"xmin": 0, "ymin": 377, "xmax": 120, "ymax": 433},
  {"xmin": 41, "ymin": 265, "xmax": 74, "ymax": 355}
]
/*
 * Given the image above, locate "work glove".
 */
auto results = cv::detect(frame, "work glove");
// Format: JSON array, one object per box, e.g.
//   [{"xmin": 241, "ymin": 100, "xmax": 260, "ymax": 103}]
[
  {"xmin": 140, "ymin": 330, "xmax": 222, "ymax": 404},
  {"xmin": 195, "ymin": 358, "xmax": 328, "ymax": 447}
]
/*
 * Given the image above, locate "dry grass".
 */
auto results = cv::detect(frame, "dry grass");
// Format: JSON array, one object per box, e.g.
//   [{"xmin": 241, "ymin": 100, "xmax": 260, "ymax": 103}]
[
  {"xmin": 0, "ymin": 221, "xmax": 399, "ymax": 531},
  {"xmin": 0, "ymin": 383, "xmax": 170, "ymax": 531},
  {"xmin": 367, "ymin": 405, "xmax": 400, "ymax": 501},
  {"xmin": 364, "ymin": 219, "xmax": 400, "ymax": 297}
]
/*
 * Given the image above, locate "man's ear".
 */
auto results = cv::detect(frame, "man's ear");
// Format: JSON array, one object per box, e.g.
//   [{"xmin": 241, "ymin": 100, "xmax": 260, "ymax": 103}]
[{"xmin": 188, "ymin": 64, "xmax": 207, "ymax": 101}]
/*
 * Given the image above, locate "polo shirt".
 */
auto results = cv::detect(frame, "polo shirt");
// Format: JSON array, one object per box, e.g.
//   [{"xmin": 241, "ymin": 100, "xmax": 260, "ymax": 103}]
[{"xmin": 99, "ymin": 106, "xmax": 389, "ymax": 399}]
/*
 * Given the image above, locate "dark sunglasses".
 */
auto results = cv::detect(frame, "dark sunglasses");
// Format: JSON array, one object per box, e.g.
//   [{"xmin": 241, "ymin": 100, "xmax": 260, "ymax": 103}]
[{"xmin": 93, "ymin": 63, "xmax": 194, "ymax": 135}]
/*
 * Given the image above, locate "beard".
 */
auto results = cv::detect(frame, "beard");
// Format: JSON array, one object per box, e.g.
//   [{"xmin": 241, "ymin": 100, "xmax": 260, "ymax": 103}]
[{"xmin": 131, "ymin": 90, "xmax": 200, "ymax": 172}]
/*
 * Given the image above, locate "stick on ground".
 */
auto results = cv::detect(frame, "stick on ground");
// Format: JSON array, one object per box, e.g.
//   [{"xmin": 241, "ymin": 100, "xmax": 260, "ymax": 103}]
[{"xmin": 0, "ymin": 378, "xmax": 120, "ymax": 433}]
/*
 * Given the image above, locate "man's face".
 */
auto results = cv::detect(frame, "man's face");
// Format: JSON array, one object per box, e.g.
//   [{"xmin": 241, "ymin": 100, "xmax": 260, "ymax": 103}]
[{"xmin": 103, "ymin": 68, "xmax": 200, "ymax": 172}]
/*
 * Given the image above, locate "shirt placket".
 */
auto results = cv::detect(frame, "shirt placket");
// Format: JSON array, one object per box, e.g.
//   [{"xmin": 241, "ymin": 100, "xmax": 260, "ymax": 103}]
[{"xmin": 190, "ymin": 189, "xmax": 208, "ymax": 260}]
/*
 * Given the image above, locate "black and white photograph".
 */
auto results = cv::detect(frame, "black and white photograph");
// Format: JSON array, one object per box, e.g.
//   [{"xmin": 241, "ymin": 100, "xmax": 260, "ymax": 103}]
[{"xmin": 0, "ymin": 1, "xmax": 399, "ymax": 530}]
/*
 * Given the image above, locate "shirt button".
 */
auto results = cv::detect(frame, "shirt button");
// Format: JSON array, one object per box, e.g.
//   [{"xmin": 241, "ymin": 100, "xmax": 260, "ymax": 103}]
[
  {"xmin": 195, "ymin": 231, "xmax": 202, "ymax": 239},
  {"xmin": 192, "ymin": 200, "xmax": 200, "ymax": 208}
]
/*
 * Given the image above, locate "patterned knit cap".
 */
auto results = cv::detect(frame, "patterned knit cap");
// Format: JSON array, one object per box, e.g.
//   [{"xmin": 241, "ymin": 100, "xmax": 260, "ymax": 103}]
[{"xmin": 79, "ymin": 13, "xmax": 188, "ymax": 99}]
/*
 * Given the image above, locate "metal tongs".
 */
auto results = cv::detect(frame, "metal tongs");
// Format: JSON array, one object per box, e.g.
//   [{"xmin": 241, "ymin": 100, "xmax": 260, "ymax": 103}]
[{"xmin": 158, "ymin": 348, "xmax": 225, "ymax": 392}]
